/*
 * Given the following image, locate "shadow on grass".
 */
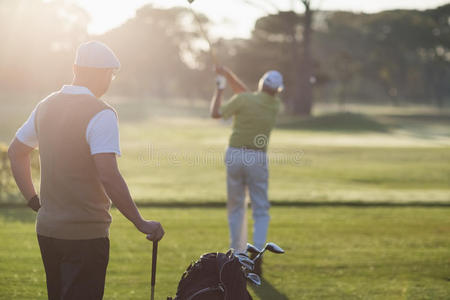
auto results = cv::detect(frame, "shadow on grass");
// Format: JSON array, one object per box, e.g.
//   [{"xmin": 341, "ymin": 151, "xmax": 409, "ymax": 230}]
[
  {"xmin": 385, "ymin": 113, "xmax": 450, "ymax": 124},
  {"xmin": 249, "ymin": 277, "xmax": 289, "ymax": 300},
  {"xmin": 136, "ymin": 201, "xmax": 450, "ymax": 208},
  {"xmin": 277, "ymin": 112, "xmax": 390, "ymax": 133},
  {"xmin": 1, "ymin": 200, "xmax": 449, "ymax": 212},
  {"xmin": 4, "ymin": 201, "xmax": 449, "ymax": 211},
  {"xmin": 1, "ymin": 200, "xmax": 448, "ymax": 224}
]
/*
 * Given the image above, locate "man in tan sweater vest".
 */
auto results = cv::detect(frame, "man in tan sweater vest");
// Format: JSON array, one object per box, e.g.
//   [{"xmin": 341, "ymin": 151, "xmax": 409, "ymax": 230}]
[{"xmin": 8, "ymin": 41, "xmax": 164, "ymax": 300}]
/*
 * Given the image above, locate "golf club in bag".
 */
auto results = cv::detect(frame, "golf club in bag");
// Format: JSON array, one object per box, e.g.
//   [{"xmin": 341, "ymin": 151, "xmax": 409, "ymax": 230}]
[
  {"xmin": 151, "ymin": 241, "xmax": 158, "ymax": 300},
  {"xmin": 166, "ymin": 242, "xmax": 284, "ymax": 300}
]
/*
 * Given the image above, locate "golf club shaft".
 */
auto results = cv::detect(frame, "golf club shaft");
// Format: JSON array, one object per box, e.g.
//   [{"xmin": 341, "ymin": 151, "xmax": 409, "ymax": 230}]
[
  {"xmin": 188, "ymin": 4, "xmax": 218, "ymax": 65},
  {"xmin": 150, "ymin": 241, "xmax": 158, "ymax": 300},
  {"xmin": 253, "ymin": 247, "xmax": 267, "ymax": 262},
  {"xmin": 253, "ymin": 252, "xmax": 263, "ymax": 262},
  {"xmin": 151, "ymin": 241, "xmax": 158, "ymax": 287}
]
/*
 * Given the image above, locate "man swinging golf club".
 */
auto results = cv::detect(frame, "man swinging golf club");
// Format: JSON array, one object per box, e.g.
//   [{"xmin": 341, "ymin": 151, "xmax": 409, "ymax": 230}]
[
  {"xmin": 210, "ymin": 66, "xmax": 284, "ymax": 275},
  {"xmin": 8, "ymin": 41, "xmax": 164, "ymax": 300}
]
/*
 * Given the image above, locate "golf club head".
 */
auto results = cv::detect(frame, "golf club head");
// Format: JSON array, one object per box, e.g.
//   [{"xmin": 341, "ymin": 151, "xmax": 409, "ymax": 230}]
[
  {"xmin": 236, "ymin": 254, "xmax": 255, "ymax": 271},
  {"xmin": 238, "ymin": 259, "xmax": 254, "ymax": 271},
  {"xmin": 246, "ymin": 243, "xmax": 261, "ymax": 255},
  {"xmin": 236, "ymin": 253, "xmax": 253, "ymax": 261},
  {"xmin": 265, "ymin": 242, "xmax": 285, "ymax": 254},
  {"xmin": 246, "ymin": 273, "xmax": 261, "ymax": 286}
]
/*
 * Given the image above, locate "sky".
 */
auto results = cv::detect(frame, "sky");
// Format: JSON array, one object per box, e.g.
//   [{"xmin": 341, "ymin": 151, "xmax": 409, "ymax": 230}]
[{"xmin": 71, "ymin": 0, "xmax": 450, "ymax": 39}]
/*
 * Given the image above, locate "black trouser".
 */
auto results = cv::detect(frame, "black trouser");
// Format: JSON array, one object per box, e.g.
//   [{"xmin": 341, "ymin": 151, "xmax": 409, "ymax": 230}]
[{"xmin": 37, "ymin": 234, "xmax": 109, "ymax": 300}]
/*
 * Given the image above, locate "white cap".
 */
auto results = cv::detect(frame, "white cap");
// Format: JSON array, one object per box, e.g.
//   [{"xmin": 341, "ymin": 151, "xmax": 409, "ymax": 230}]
[
  {"xmin": 75, "ymin": 41, "xmax": 120, "ymax": 69},
  {"xmin": 259, "ymin": 70, "xmax": 284, "ymax": 92}
]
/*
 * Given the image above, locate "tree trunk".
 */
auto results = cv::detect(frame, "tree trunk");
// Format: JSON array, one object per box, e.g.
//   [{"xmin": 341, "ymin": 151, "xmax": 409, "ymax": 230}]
[
  {"xmin": 288, "ymin": 12, "xmax": 300, "ymax": 113},
  {"xmin": 293, "ymin": 0, "xmax": 313, "ymax": 116}
]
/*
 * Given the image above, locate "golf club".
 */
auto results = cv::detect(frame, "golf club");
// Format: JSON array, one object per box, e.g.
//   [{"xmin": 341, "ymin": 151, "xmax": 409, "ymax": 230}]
[
  {"xmin": 187, "ymin": 0, "xmax": 218, "ymax": 65},
  {"xmin": 246, "ymin": 243, "xmax": 261, "ymax": 255},
  {"xmin": 246, "ymin": 273, "xmax": 262, "ymax": 286},
  {"xmin": 265, "ymin": 242, "xmax": 285, "ymax": 254},
  {"xmin": 235, "ymin": 253, "xmax": 255, "ymax": 271},
  {"xmin": 151, "ymin": 241, "xmax": 158, "ymax": 300},
  {"xmin": 252, "ymin": 242, "xmax": 285, "ymax": 262}
]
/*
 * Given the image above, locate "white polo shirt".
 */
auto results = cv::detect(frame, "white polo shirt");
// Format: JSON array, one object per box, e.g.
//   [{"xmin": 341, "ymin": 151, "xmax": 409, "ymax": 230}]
[{"xmin": 16, "ymin": 85, "xmax": 121, "ymax": 156}]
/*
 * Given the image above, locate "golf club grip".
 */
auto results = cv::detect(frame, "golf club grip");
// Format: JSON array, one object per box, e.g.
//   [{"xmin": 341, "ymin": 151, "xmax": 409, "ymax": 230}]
[{"xmin": 151, "ymin": 241, "xmax": 158, "ymax": 287}]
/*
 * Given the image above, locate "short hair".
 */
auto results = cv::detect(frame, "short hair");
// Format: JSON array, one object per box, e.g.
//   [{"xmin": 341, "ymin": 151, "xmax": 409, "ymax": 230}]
[{"xmin": 262, "ymin": 84, "xmax": 277, "ymax": 95}]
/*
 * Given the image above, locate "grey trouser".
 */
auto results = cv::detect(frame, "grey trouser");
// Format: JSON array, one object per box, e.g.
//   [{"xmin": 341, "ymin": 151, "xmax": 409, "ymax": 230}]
[{"xmin": 225, "ymin": 147, "xmax": 270, "ymax": 252}]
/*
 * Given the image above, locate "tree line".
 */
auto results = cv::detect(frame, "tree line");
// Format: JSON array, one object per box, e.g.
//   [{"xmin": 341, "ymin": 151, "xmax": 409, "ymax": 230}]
[{"xmin": 0, "ymin": 0, "xmax": 448, "ymax": 115}]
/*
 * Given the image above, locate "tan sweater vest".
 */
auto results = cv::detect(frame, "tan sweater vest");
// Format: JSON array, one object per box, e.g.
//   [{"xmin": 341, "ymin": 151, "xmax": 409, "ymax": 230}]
[{"xmin": 35, "ymin": 92, "xmax": 115, "ymax": 240}]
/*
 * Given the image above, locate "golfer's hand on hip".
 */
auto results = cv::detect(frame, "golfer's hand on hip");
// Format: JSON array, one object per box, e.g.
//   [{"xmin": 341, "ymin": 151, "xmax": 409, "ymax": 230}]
[{"xmin": 137, "ymin": 220, "xmax": 165, "ymax": 242}]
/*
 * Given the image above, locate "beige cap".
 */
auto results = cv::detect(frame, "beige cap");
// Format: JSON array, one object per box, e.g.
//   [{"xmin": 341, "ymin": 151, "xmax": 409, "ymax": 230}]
[{"xmin": 75, "ymin": 41, "xmax": 120, "ymax": 69}]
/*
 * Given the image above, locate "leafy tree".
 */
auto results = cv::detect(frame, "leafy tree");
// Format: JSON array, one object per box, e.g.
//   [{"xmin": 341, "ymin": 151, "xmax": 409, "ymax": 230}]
[
  {"xmin": 296, "ymin": 0, "xmax": 314, "ymax": 115},
  {"xmin": 0, "ymin": 0, "xmax": 89, "ymax": 93},
  {"xmin": 99, "ymin": 5, "xmax": 202, "ymax": 98},
  {"xmin": 242, "ymin": 0, "xmax": 316, "ymax": 115},
  {"xmin": 314, "ymin": 4, "xmax": 449, "ymax": 106},
  {"xmin": 0, "ymin": 0, "xmax": 448, "ymax": 108}
]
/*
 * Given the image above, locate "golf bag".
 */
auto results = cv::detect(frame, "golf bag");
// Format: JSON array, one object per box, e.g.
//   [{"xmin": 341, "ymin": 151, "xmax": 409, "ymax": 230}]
[{"xmin": 167, "ymin": 250, "xmax": 252, "ymax": 300}]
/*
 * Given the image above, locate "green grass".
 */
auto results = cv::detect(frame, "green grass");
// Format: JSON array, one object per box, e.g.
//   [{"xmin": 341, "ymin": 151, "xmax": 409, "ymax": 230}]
[
  {"xmin": 114, "ymin": 118, "xmax": 450, "ymax": 204},
  {"xmin": 1, "ymin": 100, "xmax": 449, "ymax": 204},
  {"xmin": 0, "ymin": 207, "xmax": 449, "ymax": 299},
  {"xmin": 277, "ymin": 112, "xmax": 390, "ymax": 132},
  {"xmin": 113, "ymin": 100, "xmax": 450, "ymax": 204},
  {"xmin": 1, "ymin": 99, "xmax": 450, "ymax": 299}
]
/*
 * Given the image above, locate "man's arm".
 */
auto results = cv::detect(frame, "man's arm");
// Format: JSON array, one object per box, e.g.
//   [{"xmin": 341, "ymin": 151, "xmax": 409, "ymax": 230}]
[
  {"xmin": 8, "ymin": 138, "xmax": 40, "ymax": 211},
  {"xmin": 216, "ymin": 66, "xmax": 249, "ymax": 94},
  {"xmin": 93, "ymin": 153, "xmax": 164, "ymax": 241}
]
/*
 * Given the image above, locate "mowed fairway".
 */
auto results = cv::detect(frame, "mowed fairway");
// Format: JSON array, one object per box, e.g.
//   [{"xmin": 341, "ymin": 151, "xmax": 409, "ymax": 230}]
[
  {"xmin": 113, "ymin": 103, "xmax": 450, "ymax": 205},
  {"xmin": 1, "ymin": 99, "xmax": 450, "ymax": 205},
  {"xmin": 0, "ymin": 207, "xmax": 449, "ymax": 299},
  {"xmin": 1, "ymin": 100, "xmax": 450, "ymax": 299},
  {"xmin": 1, "ymin": 99, "xmax": 449, "ymax": 205}
]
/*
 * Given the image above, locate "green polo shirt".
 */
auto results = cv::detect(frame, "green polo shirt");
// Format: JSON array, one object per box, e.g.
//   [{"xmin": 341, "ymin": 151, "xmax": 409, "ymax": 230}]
[{"xmin": 220, "ymin": 91, "xmax": 281, "ymax": 152}]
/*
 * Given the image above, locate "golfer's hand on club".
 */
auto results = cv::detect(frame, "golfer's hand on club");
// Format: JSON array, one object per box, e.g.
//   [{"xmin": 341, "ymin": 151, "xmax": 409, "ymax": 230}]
[
  {"xmin": 216, "ymin": 75, "xmax": 227, "ymax": 90},
  {"xmin": 137, "ymin": 220, "xmax": 165, "ymax": 242},
  {"xmin": 28, "ymin": 195, "xmax": 41, "ymax": 212},
  {"xmin": 215, "ymin": 65, "xmax": 230, "ymax": 76}
]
